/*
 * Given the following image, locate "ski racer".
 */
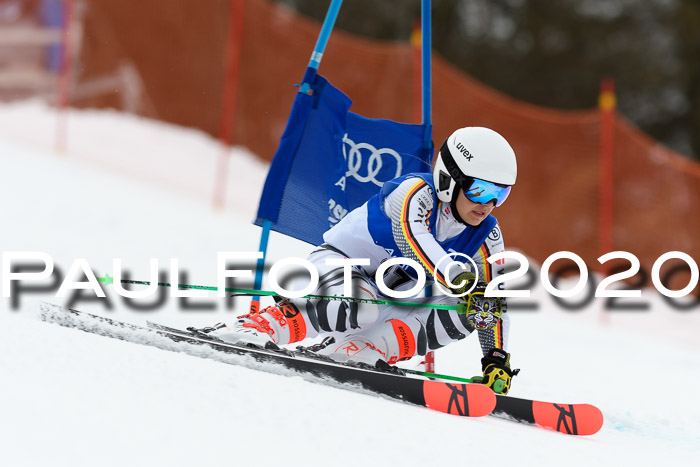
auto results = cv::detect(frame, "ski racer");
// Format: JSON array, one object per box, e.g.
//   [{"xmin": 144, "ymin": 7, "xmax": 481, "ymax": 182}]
[{"xmin": 204, "ymin": 127, "xmax": 519, "ymax": 393}]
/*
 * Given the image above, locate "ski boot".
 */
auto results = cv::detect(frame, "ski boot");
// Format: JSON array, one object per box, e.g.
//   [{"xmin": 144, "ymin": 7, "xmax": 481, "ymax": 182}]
[
  {"xmin": 189, "ymin": 310, "xmax": 277, "ymax": 349},
  {"xmin": 190, "ymin": 302, "xmax": 308, "ymax": 349}
]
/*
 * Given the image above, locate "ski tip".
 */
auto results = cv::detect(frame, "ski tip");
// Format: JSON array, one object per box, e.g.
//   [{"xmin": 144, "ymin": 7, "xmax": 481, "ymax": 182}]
[
  {"xmin": 423, "ymin": 381, "xmax": 496, "ymax": 417},
  {"xmin": 574, "ymin": 404, "xmax": 604, "ymax": 435},
  {"xmin": 532, "ymin": 401, "xmax": 604, "ymax": 435}
]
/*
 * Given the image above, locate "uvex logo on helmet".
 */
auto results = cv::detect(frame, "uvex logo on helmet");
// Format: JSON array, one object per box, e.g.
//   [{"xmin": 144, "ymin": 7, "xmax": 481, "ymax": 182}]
[{"xmin": 455, "ymin": 142, "xmax": 474, "ymax": 161}]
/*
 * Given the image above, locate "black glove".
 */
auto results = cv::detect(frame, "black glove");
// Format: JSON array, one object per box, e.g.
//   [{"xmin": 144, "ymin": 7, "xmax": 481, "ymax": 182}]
[{"xmin": 481, "ymin": 347, "xmax": 519, "ymax": 394}]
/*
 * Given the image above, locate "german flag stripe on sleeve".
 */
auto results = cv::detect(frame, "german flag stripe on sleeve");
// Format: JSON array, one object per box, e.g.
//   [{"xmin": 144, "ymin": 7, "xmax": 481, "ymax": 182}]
[
  {"xmin": 478, "ymin": 244, "xmax": 492, "ymax": 282},
  {"xmin": 400, "ymin": 180, "xmax": 449, "ymax": 287}
]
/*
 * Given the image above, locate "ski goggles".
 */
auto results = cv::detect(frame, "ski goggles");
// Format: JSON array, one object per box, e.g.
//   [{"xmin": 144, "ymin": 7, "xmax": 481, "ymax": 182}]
[{"xmin": 461, "ymin": 177, "xmax": 512, "ymax": 207}]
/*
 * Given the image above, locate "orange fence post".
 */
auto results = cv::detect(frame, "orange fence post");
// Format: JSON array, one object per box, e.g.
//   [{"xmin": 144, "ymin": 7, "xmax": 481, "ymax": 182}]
[
  {"xmin": 213, "ymin": 0, "xmax": 246, "ymax": 210},
  {"xmin": 54, "ymin": 0, "xmax": 75, "ymax": 154},
  {"xmin": 598, "ymin": 78, "xmax": 616, "ymax": 320},
  {"xmin": 598, "ymin": 79, "xmax": 615, "ymax": 261}
]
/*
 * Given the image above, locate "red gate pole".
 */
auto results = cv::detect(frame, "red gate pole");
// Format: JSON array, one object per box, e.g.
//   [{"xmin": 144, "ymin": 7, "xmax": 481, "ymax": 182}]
[
  {"xmin": 598, "ymin": 78, "xmax": 616, "ymax": 322},
  {"xmin": 213, "ymin": 0, "xmax": 245, "ymax": 210},
  {"xmin": 54, "ymin": 0, "xmax": 75, "ymax": 154},
  {"xmin": 423, "ymin": 351, "xmax": 435, "ymax": 374}
]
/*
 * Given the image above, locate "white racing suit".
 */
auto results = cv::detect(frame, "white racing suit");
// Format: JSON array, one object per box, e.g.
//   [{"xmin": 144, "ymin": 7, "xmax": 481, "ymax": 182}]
[{"xmin": 261, "ymin": 173, "xmax": 509, "ymax": 365}]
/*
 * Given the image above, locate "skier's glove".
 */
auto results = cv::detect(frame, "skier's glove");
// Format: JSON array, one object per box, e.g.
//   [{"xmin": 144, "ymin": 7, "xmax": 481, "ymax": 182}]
[
  {"xmin": 448, "ymin": 271, "xmax": 480, "ymax": 296},
  {"xmin": 481, "ymin": 347, "xmax": 519, "ymax": 395}
]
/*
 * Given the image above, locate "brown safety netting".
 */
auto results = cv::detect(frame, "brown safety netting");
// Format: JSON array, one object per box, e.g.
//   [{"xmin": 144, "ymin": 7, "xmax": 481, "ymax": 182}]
[{"xmin": 66, "ymin": 0, "xmax": 700, "ymax": 282}]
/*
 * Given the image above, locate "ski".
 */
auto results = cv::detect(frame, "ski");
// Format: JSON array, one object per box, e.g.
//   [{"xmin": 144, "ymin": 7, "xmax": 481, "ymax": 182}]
[
  {"xmin": 38, "ymin": 303, "xmax": 495, "ymax": 418},
  {"xmin": 143, "ymin": 321, "xmax": 495, "ymax": 417},
  {"xmin": 38, "ymin": 303, "xmax": 603, "ymax": 433},
  {"xmin": 144, "ymin": 322, "xmax": 603, "ymax": 434},
  {"xmin": 493, "ymin": 395, "xmax": 603, "ymax": 436}
]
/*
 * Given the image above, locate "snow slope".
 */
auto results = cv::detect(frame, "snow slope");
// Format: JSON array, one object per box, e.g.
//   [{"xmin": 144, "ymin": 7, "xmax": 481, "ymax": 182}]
[{"xmin": 1, "ymin": 101, "xmax": 699, "ymax": 466}]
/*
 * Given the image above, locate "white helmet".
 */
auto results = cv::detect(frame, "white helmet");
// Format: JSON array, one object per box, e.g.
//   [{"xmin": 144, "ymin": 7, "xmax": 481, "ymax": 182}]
[{"xmin": 432, "ymin": 127, "xmax": 517, "ymax": 203}]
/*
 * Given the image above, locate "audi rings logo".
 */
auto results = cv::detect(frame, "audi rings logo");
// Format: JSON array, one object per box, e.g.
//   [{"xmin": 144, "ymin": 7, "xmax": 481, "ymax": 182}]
[{"xmin": 343, "ymin": 134, "xmax": 402, "ymax": 187}]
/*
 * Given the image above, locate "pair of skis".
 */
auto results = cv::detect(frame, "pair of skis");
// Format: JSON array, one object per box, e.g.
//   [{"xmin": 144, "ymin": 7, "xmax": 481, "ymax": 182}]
[{"xmin": 38, "ymin": 303, "xmax": 604, "ymax": 435}]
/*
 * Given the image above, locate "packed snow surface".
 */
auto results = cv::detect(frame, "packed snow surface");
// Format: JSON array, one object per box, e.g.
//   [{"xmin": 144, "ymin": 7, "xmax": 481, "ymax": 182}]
[{"xmin": 1, "ymin": 101, "xmax": 699, "ymax": 466}]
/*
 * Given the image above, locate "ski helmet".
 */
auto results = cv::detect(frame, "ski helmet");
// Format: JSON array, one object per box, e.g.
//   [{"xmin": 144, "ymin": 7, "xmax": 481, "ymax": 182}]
[{"xmin": 432, "ymin": 127, "xmax": 517, "ymax": 204}]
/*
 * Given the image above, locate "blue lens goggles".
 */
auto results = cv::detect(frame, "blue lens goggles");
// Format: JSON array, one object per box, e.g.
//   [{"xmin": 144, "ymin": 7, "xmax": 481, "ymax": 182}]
[{"xmin": 462, "ymin": 177, "xmax": 512, "ymax": 207}]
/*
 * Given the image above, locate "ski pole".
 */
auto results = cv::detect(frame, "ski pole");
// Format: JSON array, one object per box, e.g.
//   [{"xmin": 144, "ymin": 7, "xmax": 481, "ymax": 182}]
[
  {"xmin": 404, "ymin": 369, "xmax": 476, "ymax": 383},
  {"xmin": 96, "ymin": 274, "xmax": 467, "ymax": 314},
  {"xmin": 402, "ymin": 369, "xmax": 505, "ymax": 393}
]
